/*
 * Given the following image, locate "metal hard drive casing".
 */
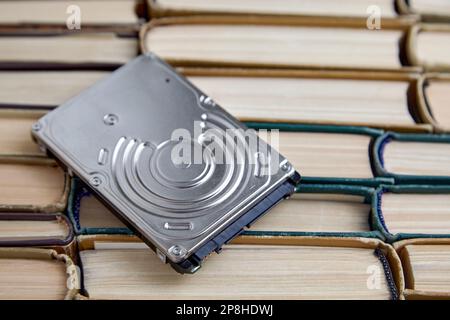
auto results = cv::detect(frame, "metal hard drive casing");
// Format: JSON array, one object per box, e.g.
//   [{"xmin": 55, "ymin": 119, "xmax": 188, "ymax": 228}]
[{"xmin": 32, "ymin": 54, "xmax": 300, "ymax": 273}]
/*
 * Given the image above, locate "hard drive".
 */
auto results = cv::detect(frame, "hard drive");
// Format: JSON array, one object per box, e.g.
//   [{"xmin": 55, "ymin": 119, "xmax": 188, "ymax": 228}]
[{"xmin": 32, "ymin": 53, "xmax": 301, "ymax": 273}]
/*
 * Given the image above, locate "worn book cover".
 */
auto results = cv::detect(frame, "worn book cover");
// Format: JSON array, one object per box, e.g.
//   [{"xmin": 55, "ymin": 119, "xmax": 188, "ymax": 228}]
[
  {"xmin": 0, "ymin": 156, "xmax": 69, "ymax": 213},
  {"xmin": 180, "ymin": 67, "xmax": 431, "ymax": 133},
  {"xmin": 68, "ymin": 178, "xmax": 386, "ymax": 239},
  {"xmin": 416, "ymin": 73, "xmax": 450, "ymax": 133},
  {"xmin": 0, "ymin": 247, "xmax": 79, "ymax": 299},
  {"xmin": 373, "ymin": 185, "xmax": 450, "ymax": 242},
  {"xmin": 397, "ymin": 0, "xmax": 450, "ymax": 23},
  {"xmin": 0, "ymin": 30, "xmax": 138, "ymax": 69},
  {"xmin": 76, "ymin": 234, "xmax": 403, "ymax": 300},
  {"xmin": 394, "ymin": 238, "xmax": 450, "ymax": 299},
  {"xmin": 373, "ymin": 132, "xmax": 450, "ymax": 184},
  {"xmin": 407, "ymin": 24, "xmax": 450, "ymax": 72},
  {"xmin": 148, "ymin": 0, "xmax": 417, "ymax": 28},
  {"xmin": 140, "ymin": 16, "xmax": 420, "ymax": 72},
  {"xmin": 0, "ymin": 0, "xmax": 147, "ymax": 32}
]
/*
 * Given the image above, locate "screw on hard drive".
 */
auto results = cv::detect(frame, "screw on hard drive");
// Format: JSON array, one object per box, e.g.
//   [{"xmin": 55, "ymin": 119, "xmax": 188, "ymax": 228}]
[
  {"xmin": 200, "ymin": 95, "xmax": 216, "ymax": 107},
  {"xmin": 32, "ymin": 122, "xmax": 42, "ymax": 131},
  {"xmin": 90, "ymin": 176, "xmax": 102, "ymax": 187},
  {"xmin": 280, "ymin": 162, "xmax": 291, "ymax": 172},
  {"xmin": 169, "ymin": 245, "xmax": 187, "ymax": 258}
]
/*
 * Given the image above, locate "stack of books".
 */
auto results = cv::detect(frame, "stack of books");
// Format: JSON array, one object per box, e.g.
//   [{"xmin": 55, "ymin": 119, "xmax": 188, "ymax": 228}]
[{"xmin": 1, "ymin": 0, "xmax": 450, "ymax": 300}]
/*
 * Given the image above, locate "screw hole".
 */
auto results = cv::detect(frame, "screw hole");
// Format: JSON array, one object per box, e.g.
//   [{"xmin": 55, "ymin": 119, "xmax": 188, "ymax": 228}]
[
  {"xmin": 165, "ymin": 78, "xmax": 170, "ymax": 83},
  {"xmin": 103, "ymin": 114, "xmax": 118, "ymax": 126}
]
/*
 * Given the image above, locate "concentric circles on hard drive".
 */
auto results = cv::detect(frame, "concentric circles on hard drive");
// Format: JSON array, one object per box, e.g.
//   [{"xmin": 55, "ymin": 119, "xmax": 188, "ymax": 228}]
[{"xmin": 32, "ymin": 53, "xmax": 301, "ymax": 273}]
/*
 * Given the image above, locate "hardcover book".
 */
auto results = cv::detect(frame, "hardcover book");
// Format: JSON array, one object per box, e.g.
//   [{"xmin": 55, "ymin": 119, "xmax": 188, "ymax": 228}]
[
  {"xmin": 0, "ymin": 212, "xmax": 73, "ymax": 247},
  {"xmin": 0, "ymin": 31, "xmax": 138, "ymax": 68},
  {"xmin": 0, "ymin": 156, "xmax": 69, "ymax": 213},
  {"xmin": 251, "ymin": 186, "xmax": 374, "ymax": 236},
  {"xmin": 374, "ymin": 132, "xmax": 450, "ymax": 184},
  {"xmin": 77, "ymin": 234, "xmax": 402, "ymax": 300},
  {"xmin": 373, "ymin": 185, "xmax": 450, "ymax": 242},
  {"xmin": 68, "ymin": 178, "xmax": 382, "ymax": 239},
  {"xmin": 148, "ymin": 0, "xmax": 416, "ymax": 28},
  {"xmin": 0, "ymin": 247, "xmax": 79, "ymax": 299},
  {"xmin": 140, "ymin": 16, "xmax": 417, "ymax": 71},
  {"xmin": 417, "ymin": 73, "xmax": 450, "ymax": 133},
  {"xmin": 395, "ymin": 238, "xmax": 450, "ymax": 299},
  {"xmin": 397, "ymin": 0, "xmax": 450, "ymax": 22},
  {"xmin": 0, "ymin": 108, "xmax": 45, "ymax": 157},
  {"xmin": 182, "ymin": 68, "xmax": 430, "ymax": 132},
  {"xmin": 249, "ymin": 123, "xmax": 391, "ymax": 187},
  {"xmin": 70, "ymin": 177, "xmax": 450, "ymax": 244},
  {"xmin": 0, "ymin": 70, "xmax": 109, "ymax": 108},
  {"xmin": 0, "ymin": 0, "xmax": 146, "ymax": 31},
  {"xmin": 407, "ymin": 24, "xmax": 450, "ymax": 71}
]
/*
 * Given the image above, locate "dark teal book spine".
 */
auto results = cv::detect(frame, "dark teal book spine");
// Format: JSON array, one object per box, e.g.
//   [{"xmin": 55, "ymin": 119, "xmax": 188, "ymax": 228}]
[
  {"xmin": 68, "ymin": 177, "xmax": 385, "ymax": 240},
  {"xmin": 245, "ymin": 122, "xmax": 393, "ymax": 187},
  {"xmin": 245, "ymin": 183, "xmax": 384, "ymax": 240},
  {"xmin": 373, "ymin": 132, "xmax": 450, "ymax": 185},
  {"xmin": 66, "ymin": 178, "xmax": 132, "ymax": 235},
  {"xmin": 372, "ymin": 184, "xmax": 450, "ymax": 242}
]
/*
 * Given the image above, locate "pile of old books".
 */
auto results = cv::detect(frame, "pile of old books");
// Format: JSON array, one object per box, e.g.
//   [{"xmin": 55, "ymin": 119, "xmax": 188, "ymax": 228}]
[{"xmin": 1, "ymin": 0, "xmax": 450, "ymax": 300}]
